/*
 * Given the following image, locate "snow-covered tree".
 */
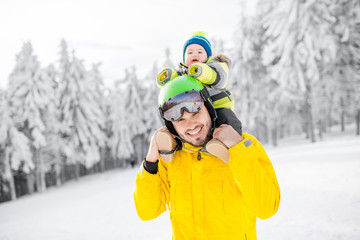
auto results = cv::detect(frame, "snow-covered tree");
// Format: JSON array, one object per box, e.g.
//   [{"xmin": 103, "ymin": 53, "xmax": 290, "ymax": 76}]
[
  {"xmin": 7, "ymin": 41, "xmax": 51, "ymax": 192},
  {"xmin": 83, "ymin": 63, "xmax": 107, "ymax": 171},
  {"xmin": 58, "ymin": 47, "xmax": 106, "ymax": 177},
  {"xmin": 108, "ymin": 68, "xmax": 147, "ymax": 167},
  {"xmin": 230, "ymin": 10, "xmax": 297, "ymax": 145},
  {"xmin": 56, "ymin": 39, "xmax": 74, "ymax": 180},
  {"xmin": 143, "ymin": 63, "xmax": 163, "ymax": 141},
  {"xmin": 0, "ymin": 90, "xmax": 32, "ymax": 200},
  {"xmin": 329, "ymin": 0, "xmax": 360, "ymax": 133},
  {"xmin": 108, "ymin": 79, "xmax": 134, "ymax": 167},
  {"xmin": 212, "ymin": 38, "xmax": 225, "ymax": 56},
  {"xmin": 123, "ymin": 68, "xmax": 147, "ymax": 134},
  {"xmin": 231, "ymin": 14, "xmax": 265, "ymax": 134},
  {"xmin": 163, "ymin": 48, "xmax": 175, "ymax": 69},
  {"xmin": 39, "ymin": 64, "xmax": 62, "ymax": 186},
  {"xmin": 262, "ymin": 0, "xmax": 337, "ymax": 142}
]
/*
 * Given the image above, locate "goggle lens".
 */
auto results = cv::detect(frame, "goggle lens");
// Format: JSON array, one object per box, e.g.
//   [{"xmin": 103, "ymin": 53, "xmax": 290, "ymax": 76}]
[{"xmin": 162, "ymin": 91, "xmax": 204, "ymax": 121}]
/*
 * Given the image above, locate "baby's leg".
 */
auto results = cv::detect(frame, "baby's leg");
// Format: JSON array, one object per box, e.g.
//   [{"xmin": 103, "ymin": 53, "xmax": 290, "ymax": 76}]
[
  {"xmin": 214, "ymin": 108, "xmax": 242, "ymax": 136},
  {"xmin": 206, "ymin": 108, "xmax": 242, "ymax": 163}
]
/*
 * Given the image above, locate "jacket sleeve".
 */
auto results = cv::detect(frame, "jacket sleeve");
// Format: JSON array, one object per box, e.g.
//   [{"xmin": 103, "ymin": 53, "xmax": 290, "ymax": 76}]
[
  {"xmin": 188, "ymin": 60, "xmax": 229, "ymax": 89},
  {"xmin": 228, "ymin": 133, "xmax": 281, "ymax": 220},
  {"xmin": 133, "ymin": 160, "xmax": 170, "ymax": 221}
]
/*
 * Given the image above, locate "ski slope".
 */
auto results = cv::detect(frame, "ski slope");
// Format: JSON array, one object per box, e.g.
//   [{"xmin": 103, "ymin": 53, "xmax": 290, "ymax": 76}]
[{"xmin": 1, "ymin": 130, "xmax": 359, "ymax": 240}]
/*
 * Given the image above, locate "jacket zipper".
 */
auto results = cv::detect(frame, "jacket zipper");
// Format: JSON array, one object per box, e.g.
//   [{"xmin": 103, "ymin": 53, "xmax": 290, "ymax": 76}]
[{"xmin": 197, "ymin": 152, "xmax": 201, "ymax": 161}]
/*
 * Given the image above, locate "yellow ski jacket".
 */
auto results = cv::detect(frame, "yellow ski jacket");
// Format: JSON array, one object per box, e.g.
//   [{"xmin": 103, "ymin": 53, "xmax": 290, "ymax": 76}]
[{"xmin": 134, "ymin": 133, "xmax": 280, "ymax": 240}]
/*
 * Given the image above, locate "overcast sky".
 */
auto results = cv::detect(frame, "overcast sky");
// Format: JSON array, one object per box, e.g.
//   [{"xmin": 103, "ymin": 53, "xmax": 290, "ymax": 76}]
[{"xmin": 0, "ymin": 0, "xmax": 255, "ymax": 88}]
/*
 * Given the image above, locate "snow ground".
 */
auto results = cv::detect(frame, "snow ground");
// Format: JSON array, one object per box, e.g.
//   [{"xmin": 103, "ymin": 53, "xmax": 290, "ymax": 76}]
[{"xmin": 0, "ymin": 129, "xmax": 359, "ymax": 240}]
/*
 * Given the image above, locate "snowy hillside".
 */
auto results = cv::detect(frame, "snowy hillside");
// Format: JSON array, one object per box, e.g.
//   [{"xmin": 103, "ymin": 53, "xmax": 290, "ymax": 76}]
[
  {"xmin": 0, "ymin": 130, "xmax": 359, "ymax": 240},
  {"xmin": 257, "ymin": 130, "xmax": 360, "ymax": 240}
]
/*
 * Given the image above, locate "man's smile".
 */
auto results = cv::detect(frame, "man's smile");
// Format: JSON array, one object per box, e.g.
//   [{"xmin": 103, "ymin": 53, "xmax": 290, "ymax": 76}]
[{"xmin": 186, "ymin": 126, "xmax": 203, "ymax": 138}]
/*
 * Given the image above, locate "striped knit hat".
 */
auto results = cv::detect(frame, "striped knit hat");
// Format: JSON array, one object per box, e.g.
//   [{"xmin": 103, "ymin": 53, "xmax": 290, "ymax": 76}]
[{"xmin": 183, "ymin": 31, "xmax": 212, "ymax": 63}]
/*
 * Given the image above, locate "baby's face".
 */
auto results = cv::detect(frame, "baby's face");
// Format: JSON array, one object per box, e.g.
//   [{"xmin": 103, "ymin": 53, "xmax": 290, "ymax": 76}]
[{"xmin": 184, "ymin": 44, "xmax": 208, "ymax": 66}]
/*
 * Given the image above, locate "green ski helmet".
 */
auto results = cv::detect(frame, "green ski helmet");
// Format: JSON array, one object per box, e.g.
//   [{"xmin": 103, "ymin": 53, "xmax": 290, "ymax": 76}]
[{"xmin": 158, "ymin": 75, "xmax": 218, "ymax": 139}]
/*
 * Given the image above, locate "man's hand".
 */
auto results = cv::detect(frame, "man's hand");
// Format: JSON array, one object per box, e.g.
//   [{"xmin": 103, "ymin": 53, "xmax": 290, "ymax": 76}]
[
  {"xmin": 146, "ymin": 126, "xmax": 168, "ymax": 162},
  {"xmin": 212, "ymin": 124, "xmax": 244, "ymax": 149}
]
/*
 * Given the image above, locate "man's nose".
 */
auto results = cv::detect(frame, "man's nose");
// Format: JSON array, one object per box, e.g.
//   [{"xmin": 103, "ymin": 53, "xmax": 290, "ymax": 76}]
[{"xmin": 182, "ymin": 111, "xmax": 197, "ymax": 125}]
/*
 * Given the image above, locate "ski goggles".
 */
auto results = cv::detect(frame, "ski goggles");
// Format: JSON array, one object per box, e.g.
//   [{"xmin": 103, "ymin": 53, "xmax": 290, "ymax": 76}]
[{"xmin": 160, "ymin": 90, "xmax": 204, "ymax": 121}]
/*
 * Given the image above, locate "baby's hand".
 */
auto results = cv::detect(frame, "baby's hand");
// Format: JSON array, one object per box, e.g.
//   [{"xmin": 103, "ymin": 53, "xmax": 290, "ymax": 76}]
[
  {"xmin": 188, "ymin": 64, "xmax": 201, "ymax": 77},
  {"xmin": 157, "ymin": 68, "xmax": 176, "ymax": 87},
  {"xmin": 162, "ymin": 71, "xmax": 168, "ymax": 80},
  {"xmin": 158, "ymin": 70, "xmax": 168, "ymax": 81}
]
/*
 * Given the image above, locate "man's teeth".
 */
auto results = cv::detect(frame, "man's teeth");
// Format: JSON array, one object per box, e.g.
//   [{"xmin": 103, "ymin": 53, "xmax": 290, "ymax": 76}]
[{"xmin": 188, "ymin": 128, "xmax": 201, "ymax": 136}]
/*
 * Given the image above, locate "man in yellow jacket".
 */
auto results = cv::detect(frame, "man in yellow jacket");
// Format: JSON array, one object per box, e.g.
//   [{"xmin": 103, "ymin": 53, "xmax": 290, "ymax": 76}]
[{"xmin": 134, "ymin": 76, "xmax": 280, "ymax": 240}]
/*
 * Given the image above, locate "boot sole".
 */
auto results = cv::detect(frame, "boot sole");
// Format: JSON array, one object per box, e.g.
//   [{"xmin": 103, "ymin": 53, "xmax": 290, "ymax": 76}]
[
  {"xmin": 206, "ymin": 139, "xmax": 230, "ymax": 163},
  {"xmin": 156, "ymin": 131, "xmax": 177, "ymax": 162}
]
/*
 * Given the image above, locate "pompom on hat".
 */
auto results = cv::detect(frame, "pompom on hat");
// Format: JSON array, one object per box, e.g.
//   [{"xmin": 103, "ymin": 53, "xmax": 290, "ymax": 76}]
[{"xmin": 183, "ymin": 31, "xmax": 212, "ymax": 63}]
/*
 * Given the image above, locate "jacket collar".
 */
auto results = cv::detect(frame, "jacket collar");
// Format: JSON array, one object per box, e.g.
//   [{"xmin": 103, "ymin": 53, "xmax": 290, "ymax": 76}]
[{"xmin": 182, "ymin": 142, "xmax": 208, "ymax": 153}]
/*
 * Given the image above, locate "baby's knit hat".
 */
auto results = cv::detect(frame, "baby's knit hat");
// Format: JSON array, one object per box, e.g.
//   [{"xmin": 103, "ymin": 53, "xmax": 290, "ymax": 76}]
[{"xmin": 183, "ymin": 31, "xmax": 212, "ymax": 63}]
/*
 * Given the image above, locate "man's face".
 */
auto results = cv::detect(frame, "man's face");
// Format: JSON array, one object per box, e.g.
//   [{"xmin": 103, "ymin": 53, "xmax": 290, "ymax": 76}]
[
  {"xmin": 172, "ymin": 105, "xmax": 212, "ymax": 147},
  {"xmin": 184, "ymin": 44, "xmax": 208, "ymax": 66}
]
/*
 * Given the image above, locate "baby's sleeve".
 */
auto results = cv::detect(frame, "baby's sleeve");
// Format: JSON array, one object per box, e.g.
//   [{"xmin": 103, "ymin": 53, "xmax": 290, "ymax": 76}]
[{"xmin": 188, "ymin": 61, "xmax": 229, "ymax": 89}]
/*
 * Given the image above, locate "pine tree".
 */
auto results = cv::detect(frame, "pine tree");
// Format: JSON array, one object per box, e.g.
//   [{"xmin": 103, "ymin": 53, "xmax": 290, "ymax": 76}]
[
  {"xmin": 126, "ymin": 68, "xmax": 148, "ymax": 165},
  {"xmin": 58, "ymin": 47, "xmax": 106, "ymax": 178},
  {"xmin": 163, "ymin": 48, "xmax": 175, "ymax": 69},
  {"xmin": 108, "ymin": 78, "xmax": 134, "ymax": 167},
  {"xmin": 330, "ymin": 0, "xmax": 360, "ymax": 133},
  {"xmin": 231, "ymin": 15, "xmax": 264, "ymax": 138},
  {"xmin": 230, "ymin": 10, "xmax": 290, "ymax": 145},
  {"xmin": 109, "ymin": 68, "xmax": 147, "ymax": 167},
  {"xmin": 57, "ymin": 39, "xmax": 73, "ymax": 180},
  {"xmin": 107, "ymin": 61, "xmax": 162, "ymax": 168},
  {"xmin": 262, "ymin": 0, "xmax": 337, "ymax": 142},
  {"xmin": 83, "ymin": 63, "xmax": 107, "ymax": 172},
  {"xmin": 0, "ymin": 91, "xmax": 32, "ymax": 200},
  {"xmin": 7, "ymin": 41, "xmax": 50, "ymax": 192},
  {"xmin": 212, "ymin": 38, "xmax": 225, "ymax": 55},
  {"xmin": 143, "ymin": 63, "xmax": 163, "ymax": 142},
  {"xmin": 40, "ymin": 64, "xmax": 63, "ymax": 186}
]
